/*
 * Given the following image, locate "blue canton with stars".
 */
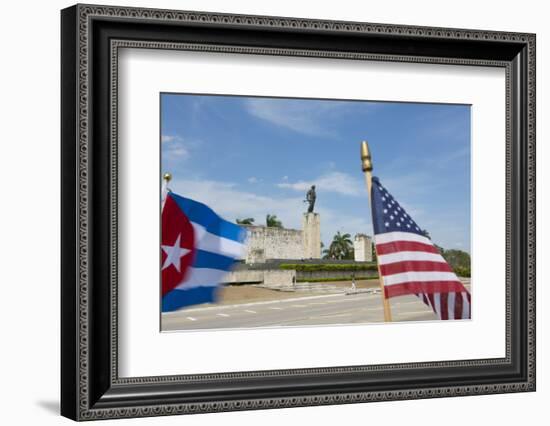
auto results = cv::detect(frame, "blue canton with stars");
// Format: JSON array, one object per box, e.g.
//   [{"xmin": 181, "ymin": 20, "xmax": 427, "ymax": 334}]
[{"xmin": 371, "ymin": 176, "xmax": 424, "ymax": 236}]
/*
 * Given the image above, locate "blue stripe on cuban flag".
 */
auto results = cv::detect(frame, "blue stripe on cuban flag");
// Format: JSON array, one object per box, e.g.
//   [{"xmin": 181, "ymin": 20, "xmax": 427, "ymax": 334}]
[
  {"xmin": 171, "ymin": 192, "xmax": 244, "ymax": 242},
  {"xmin": 162, "ymin": 193, "xmax": 247, "ymax": 312}
]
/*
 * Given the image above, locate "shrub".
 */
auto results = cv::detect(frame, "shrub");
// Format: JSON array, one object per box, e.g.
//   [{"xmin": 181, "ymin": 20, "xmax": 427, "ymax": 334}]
[
  {"xmin": 279, "ymin": 263, "xmax": 377, "ymax": 272},
  {"xmin": 453, "ymin": 266, "xmax": 471, "ymax": 277},
  {"xmin": 296, "ymin": 276, "xmax": 378, "ymax": 283}
]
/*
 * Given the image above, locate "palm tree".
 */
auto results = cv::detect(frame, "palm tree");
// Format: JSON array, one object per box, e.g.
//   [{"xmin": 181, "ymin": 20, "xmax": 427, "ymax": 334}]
[
  {"xmin": 266, "ymin": 214, "xmax": 283, "ymax": 228},
  {"xmin": 324, "ymin": 231, "xmax": 353, "ymax": 260},
  {"xmin": 236, "ymin": 217, "xmax": 255, "ymax": 225},
  {"xmin": 322, "ymin": 248, "xmax": 333, "ymax": 259}
]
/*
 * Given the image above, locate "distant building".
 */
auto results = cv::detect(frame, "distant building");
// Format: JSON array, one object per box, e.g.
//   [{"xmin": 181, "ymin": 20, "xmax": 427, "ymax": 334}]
[
  {"xmin": 353, "ymin": 233, "xmax": 373, "ymax": 262},
  {"xmin": 242, "ymin": 225, "xmax": 304, "ymax": 263},
  {"xmin": 241, "ymin": 212, "xmax": 321, "ymax": 263},
  {"xmin": 240, "ymin": 214, "xmax": 373, "ymax": 264}
]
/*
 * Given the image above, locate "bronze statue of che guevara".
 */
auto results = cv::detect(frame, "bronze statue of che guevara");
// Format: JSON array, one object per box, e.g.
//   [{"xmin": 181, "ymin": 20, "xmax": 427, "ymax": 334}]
[{"xmin": 305, "ymin": 185, "xmax": 316, "ymax": 213}]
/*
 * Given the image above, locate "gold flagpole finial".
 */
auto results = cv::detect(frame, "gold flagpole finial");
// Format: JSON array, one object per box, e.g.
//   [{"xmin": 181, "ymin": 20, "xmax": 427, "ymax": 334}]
[
  {"xmin": 360, "ymin": 141, "xmax": 373, "ymax": 172},
  {"xmin": 162, "ymin": 172, "xmax": 172, "ymax": 194}
]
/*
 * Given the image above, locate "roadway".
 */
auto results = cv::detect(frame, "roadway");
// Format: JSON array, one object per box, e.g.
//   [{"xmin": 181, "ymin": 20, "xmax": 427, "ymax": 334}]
[{"xmin": 161, "ymin": 291, "xmax": 441, "ymax": 331}]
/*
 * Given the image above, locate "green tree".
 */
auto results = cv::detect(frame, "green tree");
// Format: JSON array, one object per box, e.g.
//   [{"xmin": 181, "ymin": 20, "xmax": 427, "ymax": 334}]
[
  {"xmin": 236, "ymin": 217, "xmax": 255, "ymax": 225},
  {"xmin": 437, "ymin": 246, "xmax": 471, "ymax": 277},
  {"xmin": 266, "ymin": 214, "xmax": 283, "ymax": 228},
  {"xmin": 442, "ymin": 249, "xmax": 471, "ymax": 270},
  {"xmin": 323, "ymin": 231, "xmax": 354, "ymax": 260}
]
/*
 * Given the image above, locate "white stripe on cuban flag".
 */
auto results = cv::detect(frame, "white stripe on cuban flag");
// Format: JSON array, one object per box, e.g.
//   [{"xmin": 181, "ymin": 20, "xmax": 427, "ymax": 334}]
[
  {"xmin": 191, "ymin": 222, "xmax": 246, "ymax": 260},
  {"xmin": 175, "ymin": 267, "xmax": 232, "ymax": 290},
  {"xmin": 370, "ymin": 176, "xmax": 471, "ymax": 320}
]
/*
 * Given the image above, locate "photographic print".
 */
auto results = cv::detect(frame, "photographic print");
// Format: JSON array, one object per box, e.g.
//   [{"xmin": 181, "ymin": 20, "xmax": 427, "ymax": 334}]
[
  {"xmin": 160, "ymin": 94, "xmax": 472, "ymax": 331},
  {"xmin": 61, "ymin": 7, "xmax": 535, "ymax": 418}
]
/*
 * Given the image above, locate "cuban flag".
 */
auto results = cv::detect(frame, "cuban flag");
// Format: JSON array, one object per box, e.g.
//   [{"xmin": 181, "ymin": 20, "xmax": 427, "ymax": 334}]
[
  {"xmin": 161, "ymin": 191, "xmax": 247, "ymax": 312},
  {"xmin": 371, "ymin": 177, "xmax": 471, "ymax": 320}
]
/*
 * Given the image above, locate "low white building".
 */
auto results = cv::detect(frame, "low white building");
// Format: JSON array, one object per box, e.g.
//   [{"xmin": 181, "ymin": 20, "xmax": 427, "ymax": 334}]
[{"xmin": 353, "ymin": 233, "xmax": 373, "ymax": 262}]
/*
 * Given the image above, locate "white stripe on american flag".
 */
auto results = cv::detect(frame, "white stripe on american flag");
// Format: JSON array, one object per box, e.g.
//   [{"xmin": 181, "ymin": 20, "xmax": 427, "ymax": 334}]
[
  {"xmin": 378, "ymin": 251, "xmax": 446, "ymax": 265},
  {"xmin": 434, "ymin": 293, "xmax": 441, "ymax": 318},
  {"xmin": 375, "ymin": 231, "xmax": 432, "ymax": 245},
  {"xmin": 462, "ymin": 292, "xmax": 470, "ymax": 319},
  {"xmin": 383, "ymin": 271, "xmax": 459, "ymax": 286},
  {"xmin": 447, "ymin": 292, "xmax": 456, "ymax": 320}
]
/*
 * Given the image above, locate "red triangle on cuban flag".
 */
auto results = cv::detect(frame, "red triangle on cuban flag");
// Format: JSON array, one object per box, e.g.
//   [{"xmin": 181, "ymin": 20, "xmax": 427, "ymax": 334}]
[{"xmin": 161, "ymin": 194, "xmax": 195, "ymax": 296}]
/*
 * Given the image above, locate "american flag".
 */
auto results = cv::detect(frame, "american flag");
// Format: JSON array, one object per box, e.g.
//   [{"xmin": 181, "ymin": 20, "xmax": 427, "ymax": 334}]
[{"xmin": 371, "ymin": 177, "xmax": 471, "ymax": 320}]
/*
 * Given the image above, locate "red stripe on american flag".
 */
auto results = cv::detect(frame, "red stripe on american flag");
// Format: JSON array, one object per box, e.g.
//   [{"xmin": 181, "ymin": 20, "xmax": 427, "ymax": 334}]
[
  {"xmin": 379, "ymin": 260, "xmax": 452, "ymax": 276},
  {"xmin": 384, "ymin": 281, "xmax": 465, "ymax": 298},
  {"xmin": 454, "ymin": 292, "xmax": 464, "ymax": 319},
  {"xmin": 376, "ymin": 240, "xmax": 440, "ymax": 255},
  {"xmin": 421, "ymin": 293, "xmax": 429, "ymax": 307},
  {"xmin": 440, "ymin": 293, "xmax": 449, "ymax": 320}
]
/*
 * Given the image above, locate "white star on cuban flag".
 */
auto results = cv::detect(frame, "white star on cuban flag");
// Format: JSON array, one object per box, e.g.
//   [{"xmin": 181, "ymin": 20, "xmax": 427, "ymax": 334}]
[{"xmin": 161, "ymin": 234, "xmax": 191, "ymax": 272}]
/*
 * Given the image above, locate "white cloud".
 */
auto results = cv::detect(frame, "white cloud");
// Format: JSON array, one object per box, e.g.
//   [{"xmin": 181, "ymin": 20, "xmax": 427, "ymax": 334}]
[
  {"xmin": 170, "ymin": 179, "xmax": 304, "ymax": 230},
  {"xmin": 244, "ymin": 98, "xmax": 354, "ymax": 138},
  {"xmin": 165, "ymin": 145, "xmax": 189, "ymax": 158},
  {"xmin": 377, "ymin": 171, "xmax": 445, "ymax": 205},
  {"xmin": 169, "ymin": 179, "xmax": 373, "ymax": 245},
  {"xmin": 162, "ymin": 134, "xmax": 190, "ymax": 160},
  {"xmin": 161, "ymin": 135, "xmax": 176, "ymax": 143},
  {"xmin": 247, "ymin": 177, "xmax": 259, "ymax": 184},
  {"xmin": 433, "ymin": 146, "xmax": 470, "ymax": 169},
  {"xmin": 277, "ymin": 171, "xmax": 363, "ymax": 197}
]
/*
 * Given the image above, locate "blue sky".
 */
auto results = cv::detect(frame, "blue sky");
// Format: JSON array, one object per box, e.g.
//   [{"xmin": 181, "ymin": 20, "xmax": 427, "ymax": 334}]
[{"xmin": 161, "ymin": 94, "xmax": 471, "ymax": 252}]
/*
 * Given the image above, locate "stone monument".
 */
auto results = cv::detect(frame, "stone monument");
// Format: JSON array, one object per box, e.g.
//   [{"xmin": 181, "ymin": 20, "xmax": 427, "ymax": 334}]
[{"xmin": 302, "ymin": 213, "xmax": 321, "ymax": 259}]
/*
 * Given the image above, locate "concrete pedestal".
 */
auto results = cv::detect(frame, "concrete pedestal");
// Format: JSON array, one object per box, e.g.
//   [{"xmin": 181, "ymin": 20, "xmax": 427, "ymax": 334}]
[{"xmin": 302, "ymin": 212, "xmax": 321, "ymax": 259}]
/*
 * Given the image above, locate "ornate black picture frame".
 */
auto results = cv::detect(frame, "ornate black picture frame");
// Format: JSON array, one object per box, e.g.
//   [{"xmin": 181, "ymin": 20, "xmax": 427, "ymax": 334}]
[{"xmin": 61, "ymin": 4, "xmax": 535, "ymax": 421}]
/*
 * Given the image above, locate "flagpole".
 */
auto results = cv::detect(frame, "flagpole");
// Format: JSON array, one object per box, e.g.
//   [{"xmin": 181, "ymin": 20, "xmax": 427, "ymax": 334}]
[
  {"xmin": 361, "ymin": 141, "xmax": 392, "ymax": 322},
  {"xmin": 162, "ymin": 172, "xmax": 172, "ymax": 207},
  {"xmin": 162, "ymin": 172, "xmax": 172, "ymax": 191}
]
